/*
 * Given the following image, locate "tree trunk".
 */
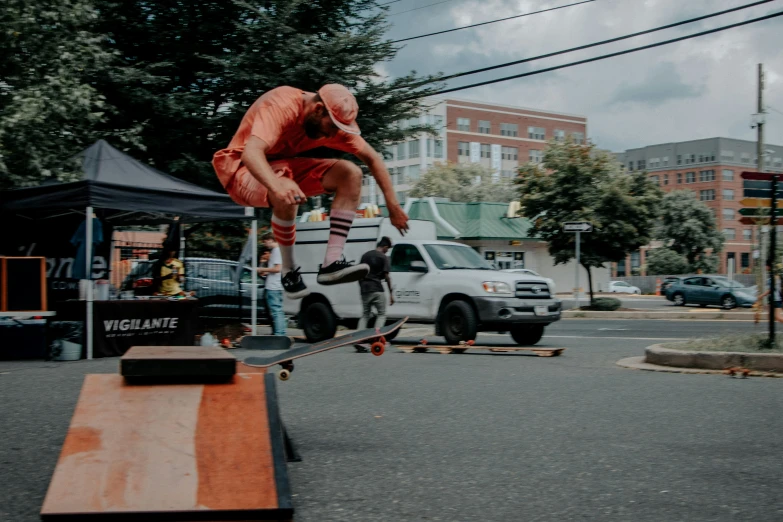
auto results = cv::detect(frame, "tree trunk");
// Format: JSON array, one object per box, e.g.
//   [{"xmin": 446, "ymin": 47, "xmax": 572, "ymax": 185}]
[{"xmin": 582, "ymin": 263, "xmax": 595, "ymax": 304}]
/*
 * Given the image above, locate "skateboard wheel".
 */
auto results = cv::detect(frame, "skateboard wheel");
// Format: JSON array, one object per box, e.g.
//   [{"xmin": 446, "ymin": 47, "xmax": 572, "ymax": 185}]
[
  {"xmin": 278, "ymin": 369, "xmax": 291, "ymax": 381},
  {"xmin": 466, "ymin": 340, "xmax": 475, "ymax": 346},
  {"xmin": 420, "ymin": 339, "xmax": 428, "ymax": 345},
  {"xmin": 370, "ymin": 342, "xmax": 385, "ymax": 356}
]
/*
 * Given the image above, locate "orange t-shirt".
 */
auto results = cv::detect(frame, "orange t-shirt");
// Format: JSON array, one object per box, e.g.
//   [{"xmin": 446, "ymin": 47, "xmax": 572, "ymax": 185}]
[{"xmin": 212, "ymin": 86, "xmax": 367, "ymax": 187}]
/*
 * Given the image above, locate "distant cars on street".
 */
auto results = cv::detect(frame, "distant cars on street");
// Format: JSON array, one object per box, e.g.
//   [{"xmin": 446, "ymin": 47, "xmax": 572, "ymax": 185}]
[
  {"xmin": 664, "ymin": 276, "xmax": 756, "ymax": 309},
  {"xmin": 607, "ymin": 281, "xmax": 641, "ymax": 294}
]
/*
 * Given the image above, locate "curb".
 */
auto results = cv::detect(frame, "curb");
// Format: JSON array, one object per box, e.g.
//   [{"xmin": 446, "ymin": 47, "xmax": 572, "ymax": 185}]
[
  {"xmin": 563, "ymin": 310, "xmax": 759, "ymax": 321},
  {"xmin": 645, "ymin": 343, "xmax": 783, "ymax": 372},
  {"xmin": 616, "ymin": 356, "xmax": 783, "ymax": 377}
]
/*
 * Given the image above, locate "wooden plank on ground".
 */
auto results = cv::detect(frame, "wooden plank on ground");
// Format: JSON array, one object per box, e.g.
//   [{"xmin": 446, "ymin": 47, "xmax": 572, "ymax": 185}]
[
  {"xmin": 41, "ymin": 373, "xmax": 292, "ymax": 521},
  {"xmin": 398, "ymin": 345, "xmax": 565, "ymax": 357}
]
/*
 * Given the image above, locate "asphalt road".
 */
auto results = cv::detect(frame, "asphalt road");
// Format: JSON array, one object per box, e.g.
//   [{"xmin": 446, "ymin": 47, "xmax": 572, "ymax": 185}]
[{"xmin": 1, "ymin": 319, "xmax": 781, "ymax": 522}]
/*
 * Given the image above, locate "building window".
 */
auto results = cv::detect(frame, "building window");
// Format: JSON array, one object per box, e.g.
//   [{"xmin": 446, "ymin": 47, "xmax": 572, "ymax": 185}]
[
  {"xmin": 480, "ymin": 143, "xmax": 491, "ymax": 159},
  {"xmin": 686, "ymin": 172, "xmax": 695, "ymax": 183},
  {"xmin": 740, "ymin": 152, "xmax": 751, "ymax": 164},
  {"xmin": 430, "ymin": 115, "xmax": 444, "ymax": 129},
  {"xmin": 630, "ymin": 251, "xmax": 641, "ymax": 270},
  {"xmin": 500, "ymin": 123, "xmax": 519, "ymax": 137},
  {"xmin": 407, "ymin": 164, "xmax": 421, "ymax": 180},
  {"xmin": 457, "ymin": 141, "xmax": 470, "ymax": 156},
  {"xmin": 723, "ymin": 208, "xmax": 735, "ymax": 220},
  {"xmin": 743, "ymin": 229, "xmax": 752, "ymax": 241},
  {"xmin": 501, "ymin": 169, "xmax": 516, "ymax": 179},
  {"xmin": 529, "ymin": 150, "xmax": 543, "ymax": 163},
  {"xmin": 478, "ymin": 120, "xmax": 491, "ymax": 134},
  {"xmin": 663, "ymin": 156, "xmax": 669, "ymax": 166},
  {"xmin": 774, "ymin": 157, "xmax": 783, "ymax": 168},
  {"xmin": 397, "ymin": 142, "xmax": 407, "ymax": 160},
  {"xmin": 572, "ymin": 132, "xmax": 585, "ymax": 145},
  {"xmin": 722, "ymin": 169, "xmax": 734, "ymax": 181},
  {"xmin": 700, "ymin": 189, "xmax": 715, "ymax": 201},
  {"xmin": 638, "ymin": 159, "xmax": 647, "ymax": 170},
  {"xmin": 385, "ymin": 145, "xmax": 395, "ymax": 161},
  {"xmin": 677, "ymin": 154, "xmax": 682, "ymax": 165},
  {"xmin": 528, "ymin": 126, "xmax": 545, "ymax": 140},
  {"xmin": 409, "ymin": 140, "xmax": 420, "ymax": 159},
  {"xmin": 723, "ymin": 229, "xmax": 735, "ymax": 240},
  {"xmin": 741, "ymin": 252, "xmax": 750, "ymax": 268},
  {"xmin": 501, "ymin": 146, "xmax": 518, "ymax": 160},
  {"xmin": 457, "ymin": 118, "xmax": 470, "ymax": 132},
  {"xmin": 553, "ymin": 129, "xmax": 566, "ymax": 141},
  {"xmin": 723, "ymin": 189, "xmax": 734, "ymax": 201},
  {"xmin": 628, "ymin": 162, "xmax": 634, "ymax": 172},
  {"xmin": 617, "ymin": 259, "xmax": 626, "ymax": 277},
  {"xmin": 649, "ymin": 158, "xmax": 659, "ymax": 168},
  {"xmin": 434, "ymin": 139, "xmax": 443, "ymax": 159},
  {"xmin": 664, "ymin": 174, "xmax": 669, "ymax": 185},
  {"xmin": 721, "ymin": 150, "xmax": 734, "ymax": 161},
  {"xmin": 699, "ymin": 170, "xmax": 715, "ymax": 182},
  {"xmin": 650, "ymin": 175, "xmax": 660, "ymax": 185},
  {"xmin": 677, "ymin": 173, "xmax": 682, "ymax": 184}
]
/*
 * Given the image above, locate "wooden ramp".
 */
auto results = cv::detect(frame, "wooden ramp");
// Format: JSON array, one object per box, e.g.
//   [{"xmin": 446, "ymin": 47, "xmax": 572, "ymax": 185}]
[{"xmin": 41, "ymin": 347, "xmax": 293, "ymax": 521}]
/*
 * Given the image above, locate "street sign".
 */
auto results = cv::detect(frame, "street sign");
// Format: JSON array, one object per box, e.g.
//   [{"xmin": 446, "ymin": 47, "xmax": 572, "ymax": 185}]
[
  {"xmin": 739, "ymin": 216, "xmax": 783, "ymax": 225},
  {"xmin": 563, "ymin": 221, "xmax": 593, "ymax": 232},
  {"xmin": 739, "ymin": 208, "xmax": 783, "ymax": 217},
  {"xmin": 739, "ymin": 198, "xmax": 783, "ymax": 208},
  {"xmin": 741, "ymin": 171, "xmax": 782, "ymax": 181}
]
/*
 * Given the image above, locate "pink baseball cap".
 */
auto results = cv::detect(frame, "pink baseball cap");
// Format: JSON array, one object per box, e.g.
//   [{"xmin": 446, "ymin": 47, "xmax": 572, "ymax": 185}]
[{"xmin": 318, "ymin": 84, "xmax": 361, "ymax": 135}]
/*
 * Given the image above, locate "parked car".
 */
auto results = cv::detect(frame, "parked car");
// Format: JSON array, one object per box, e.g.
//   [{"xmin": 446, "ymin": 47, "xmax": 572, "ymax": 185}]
[
  {"xmin": 501, "ymin": 268, "xmax": 556, "ymax": 293},
  {"xmin": 607, "ymin": 281, "xmax": 641, "ymax": 294},
  {"xmin": 121, "ymin": 257, "xmax": 267, "ymax": 319},
  {"xmin": 660, "ymin": 276, "xmax": 683, "ymax": 294},
  {"xmin": 665, "ymin": 276, "xmax": 756, "ymax": 309}
]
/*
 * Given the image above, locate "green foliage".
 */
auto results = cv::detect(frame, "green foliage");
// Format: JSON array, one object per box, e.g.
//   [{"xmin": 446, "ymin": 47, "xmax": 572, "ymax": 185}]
[
  {"xmin": 516, "ymin": 138, "xmax": 662, "ymax": 300},
  {"xmin": 408, "ymin": 162, "xmax": 517, "ymax": 203},
  {"xmin": 657, "ymin": 190, "xmax": 724, "ymax": 272},
  {"xmin": 586, "ymin": 297, "xmax": 621, "ymax": 311},
  {"xmin": 645, "ymin": 248, "xmax": 689, "ymax": 275},
  {"xmin": 2, "ymin": 0, "xmax": 443, "ymax": 192}
]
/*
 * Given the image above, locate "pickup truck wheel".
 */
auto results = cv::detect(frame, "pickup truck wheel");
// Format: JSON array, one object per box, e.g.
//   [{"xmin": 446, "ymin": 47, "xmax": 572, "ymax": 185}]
[
  {"xmin": 300, "ymin": 301, "xmax": 337, "ymax": 343},
  {"xmin": 510, "ymin": 324, "xmax": 544, "ymax": 346},
  {"xmin": 440, "ymin": 300, "xmax": 477, "ymax": 345}
]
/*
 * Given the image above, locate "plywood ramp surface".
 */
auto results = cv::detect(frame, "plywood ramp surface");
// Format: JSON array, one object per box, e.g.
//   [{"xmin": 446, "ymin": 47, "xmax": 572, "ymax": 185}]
[{"xmin": 41, "ymin": 373, "xmax": 292, "ymax": 521}]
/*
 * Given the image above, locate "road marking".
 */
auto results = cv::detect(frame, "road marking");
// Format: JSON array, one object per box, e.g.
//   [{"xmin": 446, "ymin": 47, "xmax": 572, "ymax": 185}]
[{"xmin": 598, "ymin": 328, "xmax": 629, "ymax": 331}]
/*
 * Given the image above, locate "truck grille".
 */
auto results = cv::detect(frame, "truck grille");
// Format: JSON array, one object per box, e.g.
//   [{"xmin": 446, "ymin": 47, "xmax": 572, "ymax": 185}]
[{"xmin": 515, "ymin": 281, "xmax": 551, "ymax": 299}]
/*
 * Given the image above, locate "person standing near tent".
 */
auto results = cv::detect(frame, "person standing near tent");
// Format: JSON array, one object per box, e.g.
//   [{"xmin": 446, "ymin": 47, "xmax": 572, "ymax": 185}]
[
  {"xmin": 212, "ymin": 84, "xmax": 409, "ymax": 300},
  {"xmin": 257, "ymin": 234, "xmax": 286, "ymax": 336}
]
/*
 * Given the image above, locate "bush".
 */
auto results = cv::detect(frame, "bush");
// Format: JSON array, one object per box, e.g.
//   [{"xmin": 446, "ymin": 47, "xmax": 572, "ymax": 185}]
[{"xmin": 588, "ymin": 297, "xmax": 621, "ymax": 311}]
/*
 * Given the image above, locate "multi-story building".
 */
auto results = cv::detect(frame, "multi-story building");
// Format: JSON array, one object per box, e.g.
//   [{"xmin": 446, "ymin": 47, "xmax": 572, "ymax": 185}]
[
  {"xmin": 361, "ymin": 98, "xmax": 588, "ymax": 204},
  {"xmin": 614, "ymin": 137, "xmax": 783, "ymax": 275}
]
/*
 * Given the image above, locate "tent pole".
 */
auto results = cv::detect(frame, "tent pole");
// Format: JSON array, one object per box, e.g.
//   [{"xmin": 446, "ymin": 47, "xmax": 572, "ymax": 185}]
[
  {"xmin": 85, "ymin": 206, "xmax": 94, "ymax": 360},
  {"xmin": 179, "ymin": 222, "xmax": 185, "ymax": 259},
  {"xmin": 251, "ymin": 214, "xmax": 258, "ymax": 336}
]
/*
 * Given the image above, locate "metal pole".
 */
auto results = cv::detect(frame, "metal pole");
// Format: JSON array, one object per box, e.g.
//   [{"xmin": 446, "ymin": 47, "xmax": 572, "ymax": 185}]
[
  {"xmin": 574, "ymin": 231, "xmax": 580, "ymax": 308},
  {"xmin": 769, "ymin": 176, "xmax": 776, "ymax": 346},
  {"xmin": 85, "ymin": 206, "xmax": 94, "ymax": 360},
  {"xmin": 251, "ymin": 217, "xmax": 258, "ymax": 336}
]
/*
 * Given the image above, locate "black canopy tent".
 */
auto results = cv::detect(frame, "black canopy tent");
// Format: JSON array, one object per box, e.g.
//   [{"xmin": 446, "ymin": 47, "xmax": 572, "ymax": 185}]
[{"xmin": 0, "ymin": 140, "xmax": 260, "ymax": 358}]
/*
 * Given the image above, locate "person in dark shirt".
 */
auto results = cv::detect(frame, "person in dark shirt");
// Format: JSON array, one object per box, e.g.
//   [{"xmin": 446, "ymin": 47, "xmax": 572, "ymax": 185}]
[{"xmin": 357, "ymin": 236, "xmax": 394, "ymax": 331}]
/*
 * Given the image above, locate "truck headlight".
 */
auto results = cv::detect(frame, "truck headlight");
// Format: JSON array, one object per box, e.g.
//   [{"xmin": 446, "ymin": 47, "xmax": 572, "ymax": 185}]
[{"xmin": 483, "ymin": 282, "xmax": 512, "ymax": 294}]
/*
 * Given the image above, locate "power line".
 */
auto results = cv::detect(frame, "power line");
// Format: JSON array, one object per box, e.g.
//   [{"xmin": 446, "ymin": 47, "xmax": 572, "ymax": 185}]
[
  {"xmin": 388, "ymin": 0, "xmax": 457, "ymax": 17},
  {"xmin": 768, "ymin": 105, "xmax": 783, "ymax": 117},
  {"xmin": 392, "ymin": 0, "xmax": 596, "ymax": 43},
  {"xmin": 415, "ymin": 0, "xmax": 776, "ymax": 87},
  {"xmin": 420, "ymin": 9, "xmax": 783, "ymax": 97},
  {"xmin": 377, "ymin": 0, "xmax": 403, "ymax": 6}
]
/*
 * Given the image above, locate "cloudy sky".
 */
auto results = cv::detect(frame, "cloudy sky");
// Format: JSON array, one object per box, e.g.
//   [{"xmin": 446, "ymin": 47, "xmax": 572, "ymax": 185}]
[{"xmin": 376, "ymin": 0, "xmax": 783, "ymax": 152}]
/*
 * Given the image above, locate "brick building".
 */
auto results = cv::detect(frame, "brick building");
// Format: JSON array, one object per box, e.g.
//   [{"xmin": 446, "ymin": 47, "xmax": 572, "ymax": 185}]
[
  {"xmin": 360, "ymin": 97, "xmax": 588, "ymax": 204},
  {"xmin": 614, "ymin": 137, "xmax": 783, "ymax": 276}
]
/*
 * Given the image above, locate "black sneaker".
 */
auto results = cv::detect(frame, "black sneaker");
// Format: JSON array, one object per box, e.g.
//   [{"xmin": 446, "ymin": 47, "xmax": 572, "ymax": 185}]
[
  {"xmin": 282, "ymin": 267, "xmax": 309, "ymax": 299},
  {"xmin": 316, "ymin": 256, "xmax": 369, "ymax": 285}
]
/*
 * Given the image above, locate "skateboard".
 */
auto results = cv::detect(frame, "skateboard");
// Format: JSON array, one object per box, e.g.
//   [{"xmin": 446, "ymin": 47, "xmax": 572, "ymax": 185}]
[
  {"xmin": 240, "ymin": 335, "xmax": 293, "ymax": 351},
  {"xmin": 725, "ymin": 367, "xmax": 751, "ymax": 378},
  {"xmin": 399, "ymin": 339, "xmax": 565, "ymax": 357},
  {"xmin": 242, "ymin": 317, "xmax": 408, "ymax": 380}
]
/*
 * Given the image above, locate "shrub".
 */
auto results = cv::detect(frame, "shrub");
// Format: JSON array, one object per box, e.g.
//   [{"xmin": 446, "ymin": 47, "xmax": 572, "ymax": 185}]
[{"xmin": 588, "ymin": 297, "xmax": 621, "ymax": 311}]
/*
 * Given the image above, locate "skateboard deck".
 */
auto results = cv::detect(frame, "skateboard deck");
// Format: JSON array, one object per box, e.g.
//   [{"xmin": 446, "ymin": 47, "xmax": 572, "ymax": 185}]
[
  {"xmin": 242, "ymin": 317, "xmax": 408, "ymax": 380},
  {"xmin": 399, "ymin": 342, "xmax": 564, "ymax": 357},
  {"xmin": 241, "ymin": 335, "xmax": 293, "ymax": 351}
]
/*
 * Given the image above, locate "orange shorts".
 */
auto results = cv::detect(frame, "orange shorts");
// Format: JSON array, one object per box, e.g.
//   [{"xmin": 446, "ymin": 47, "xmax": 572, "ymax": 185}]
[{"xmin": 224, "ymin": 157, "xmax": 340, "ymax": 207}]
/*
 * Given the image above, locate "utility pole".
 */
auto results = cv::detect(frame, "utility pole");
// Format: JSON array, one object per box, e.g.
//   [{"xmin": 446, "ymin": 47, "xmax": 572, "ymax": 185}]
[{"xmin": 756, "ymin": 63, "xmax": 775, "ymax": 346}]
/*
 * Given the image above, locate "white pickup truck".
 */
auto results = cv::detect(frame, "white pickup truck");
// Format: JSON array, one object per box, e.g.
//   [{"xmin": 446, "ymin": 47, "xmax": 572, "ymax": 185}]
[{"xmin": 284, "ymin": 218, "xmax": 561, "ymax": 345}]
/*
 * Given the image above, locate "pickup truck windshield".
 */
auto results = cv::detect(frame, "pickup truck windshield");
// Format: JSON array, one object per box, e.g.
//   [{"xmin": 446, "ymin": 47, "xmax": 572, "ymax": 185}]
[{"xmin": 423, "ymin": 244, "xmax": 494, "ymax": 270}]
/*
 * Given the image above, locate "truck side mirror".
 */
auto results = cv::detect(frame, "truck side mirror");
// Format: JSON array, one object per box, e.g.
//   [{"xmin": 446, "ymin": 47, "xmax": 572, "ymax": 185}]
[{"xmin": 410, "ymin": 260, "xmax": 428, "ymax": 273}]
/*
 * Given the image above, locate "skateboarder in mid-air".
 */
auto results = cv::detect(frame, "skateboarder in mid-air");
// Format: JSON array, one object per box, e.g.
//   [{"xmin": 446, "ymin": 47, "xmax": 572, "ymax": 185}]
[{"xmin": 213, "ymin": 84, "xmax": 409, "ymax": 299}]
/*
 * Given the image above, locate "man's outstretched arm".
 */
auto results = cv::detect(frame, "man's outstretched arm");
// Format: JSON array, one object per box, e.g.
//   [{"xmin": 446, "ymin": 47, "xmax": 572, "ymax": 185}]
[{"xmin": 355, "ymin": 143, "xmax": 409, "ymax": 235}]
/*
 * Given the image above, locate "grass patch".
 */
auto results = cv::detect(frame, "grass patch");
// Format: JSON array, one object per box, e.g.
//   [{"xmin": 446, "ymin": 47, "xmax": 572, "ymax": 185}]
[{"xmin": 662, "ymin": 334, "xmax": 783, "ymax": 353}]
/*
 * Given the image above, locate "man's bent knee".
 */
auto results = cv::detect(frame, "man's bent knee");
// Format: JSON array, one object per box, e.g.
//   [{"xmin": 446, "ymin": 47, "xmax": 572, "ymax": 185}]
[{"xmin": 323, "ymin": 160, "xmax": 362, "ymax": 195}]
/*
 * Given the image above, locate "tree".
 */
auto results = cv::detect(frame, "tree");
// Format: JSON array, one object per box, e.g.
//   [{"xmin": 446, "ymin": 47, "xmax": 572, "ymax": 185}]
[
  {"xmin": 408, "ymin": 162, "xmax": 517, "ymax": 202},
  {"xmin": 517, "ymin": 139, "xmax": 662, "ymax": 303},
  {"xmin": 657, "ymin": 190, "xmax": 724, "ymax": 272},
  {"xmin": 646, "ymin": 248, "xmax": 689, "ymax": 275}
]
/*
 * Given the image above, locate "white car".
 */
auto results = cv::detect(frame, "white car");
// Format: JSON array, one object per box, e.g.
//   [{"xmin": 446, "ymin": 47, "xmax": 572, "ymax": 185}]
[
  {"xmin": 501, "ymin": 269, "xmax": 556, "ymax": 294},
  {"xmin": 607, "ymin": 281, "xmax": 641, "ymax": 294}
]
